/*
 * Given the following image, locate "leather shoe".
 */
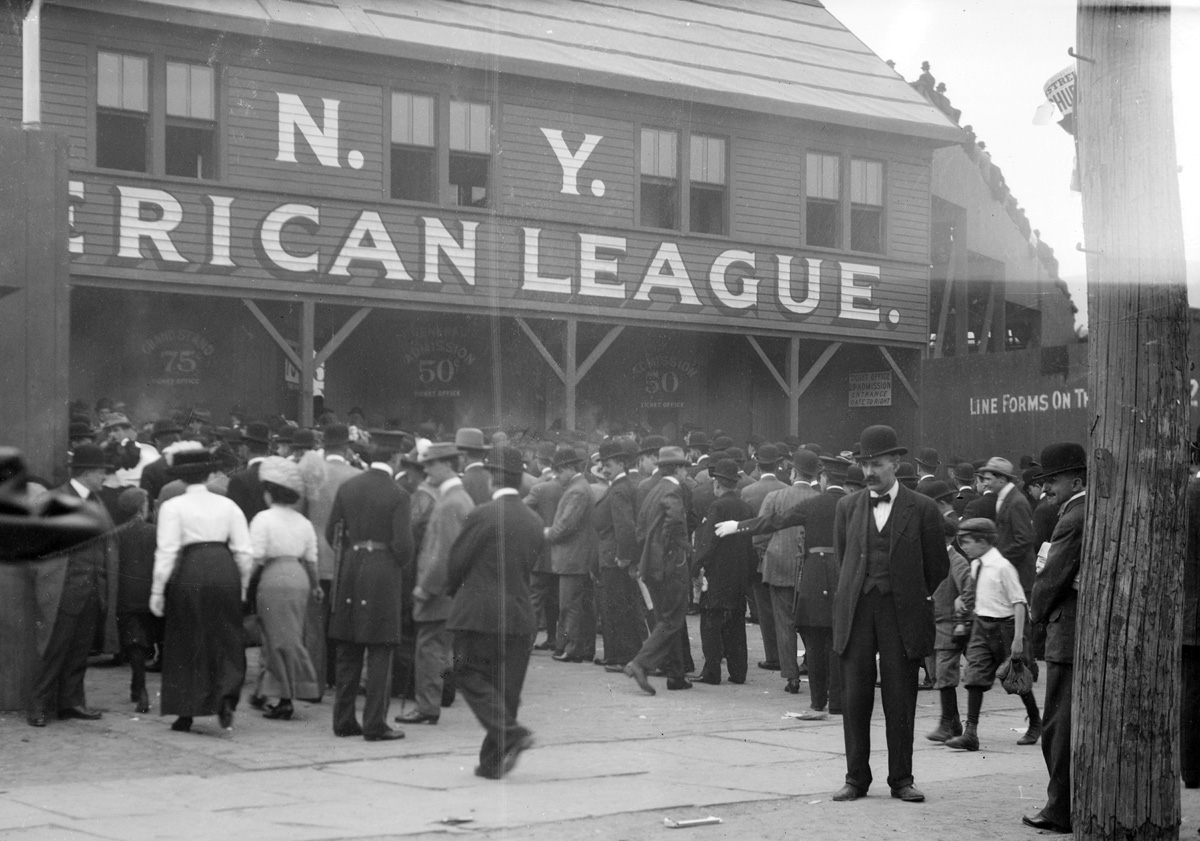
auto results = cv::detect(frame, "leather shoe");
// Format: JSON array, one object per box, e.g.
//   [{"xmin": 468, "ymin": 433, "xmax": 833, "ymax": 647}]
[
  {"xmin": 604, "ymin": 663, "xmax": 627, "ymax": 673},
  {"xmin": 623, "ymin": 661, "xmax": 656, "ymax": 695},
  {"xmin": 697, "ymin": 674, "xmax": 721, "ymax": 685},
  {"xmin": 832, "ymin": 784, "xmax": 864, "ymax": 801},
  {"xmin": 248, "ymin": 694, "xmax": 267, "ymax": 711},
  {"xmin": 1022, "ymin": 812, "xmax": 1070, "ymax": 833},
  {"xmin": 1017, "ymin": 723, "xmax": 1042, "ymax": 745},
  {"xmin": 363, "ymin": 728, "xmax": 405, "ymax": 741},
  {"xmin": 334, "ymin": 724, "xmax": 364, "ymax": 737},
  {"xmin": 552, "ymin": 652, "xmax": 583, "ymax": 663},
  {"xmin": 798, "ymin": 708, "xmax": 828, "ymax": 721},
  {"xmin": 474, "ymin": 764, "xmax": 503, "ymax": 779},
  {"xmin": 891, "ymin": 785, "xmax": 925, "ymax": 802},
  {"xmin": 27, "ymin": 710, "xmax": 47, "ymax": 727},
  {"xmin": 784, "ymin": 678, "xmax": 800, "ymax": 694},
  {"xmin": 58, "ymin": 706, "xmax": 102, "ymax": 721},
  {"xmin": 666, "ymin": 677, "xmax": 693, "ymax": 690},
  {"xmin": 501, "ymin": 732, "xmax": 535, "ymax": 775},
  {"xmin": 758, "ymin": 660, "xmax": 781, "ymax": 670},
  {"xmin": 395, "ymin": 709, "xmax": 439, "ymax": 725},
  {"xmin": 532, "ymin": 640, "xmax": 555, "ymax": 651},
  {"xmin": 135, "ymin": 688, "xmax": 151, "ymax": 714},
  {"xmin": 217, "ymin": 698, "xmax": 234, "ymax": 730}
]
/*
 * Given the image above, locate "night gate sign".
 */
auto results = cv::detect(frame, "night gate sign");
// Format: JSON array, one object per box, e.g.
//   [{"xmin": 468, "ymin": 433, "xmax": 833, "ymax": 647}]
[{"xmin": 68, "ymin": 85, "xmax": 922, "ymax": 340}]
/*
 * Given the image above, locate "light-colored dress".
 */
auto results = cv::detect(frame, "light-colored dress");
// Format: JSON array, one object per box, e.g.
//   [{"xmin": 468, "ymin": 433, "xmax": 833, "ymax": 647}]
[{"xmin": 249, "ymin": 505, "xmax": 320, "ymax": 700}]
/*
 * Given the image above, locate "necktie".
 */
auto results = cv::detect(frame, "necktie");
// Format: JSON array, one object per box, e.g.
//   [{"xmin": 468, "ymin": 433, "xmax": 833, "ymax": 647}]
[{"xmin": 870, "ymin": 494, "xmax": 889, "ymax": 507}]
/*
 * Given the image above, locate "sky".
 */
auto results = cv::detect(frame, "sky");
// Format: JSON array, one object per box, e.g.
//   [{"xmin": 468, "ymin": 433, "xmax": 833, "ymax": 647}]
[{"xmin": 820, "ymin": 0, "xmax": 1200, "ymax": 327}]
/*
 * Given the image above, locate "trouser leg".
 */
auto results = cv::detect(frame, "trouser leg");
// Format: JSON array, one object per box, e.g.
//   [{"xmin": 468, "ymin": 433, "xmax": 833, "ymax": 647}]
[
  {"xmin": 839, "ymin": 595, "xmax": 878, "ymax": 793},
  {"xmin": 801, "ymin": 625, "xmax": 831, "ymax": 710},
  {"xmin": 699, "ymin": 610, "xmax": 723, "ymax": 682},
  {"xmin": 770, "ymin": 585, "xmax": 799, "ymax": 679},
  {"xmin": 413, "ymin": 620, "xmax": 451, "ymax": 715},
  {"xmin": 1184, "ymin": 646, "xmax": 1200, "ymax": 786},
  {"xmin": 632, "ymin": 575, "xmax": 687, "ymax": 677},
  {"xmin": 872, "ymin": 592, "xmax": 919, "ymax": 791},
  {"xmin": 1041, "ymin": 661, "xmax": 1073, "ymax": 826},
  {"xmin": 332, "ymin": 641, "xmax": 364, "ymax": 733},
  {"xmin": 753, "ymin": 577, "xmax": 777, "ymax": 664},
  {"xmin": 724, "ymin": 609, "xmax": 748, "ymax": 682},
  {"xmin": 362, "ymin": 644, "xmax": 395, "ymax": 737}
]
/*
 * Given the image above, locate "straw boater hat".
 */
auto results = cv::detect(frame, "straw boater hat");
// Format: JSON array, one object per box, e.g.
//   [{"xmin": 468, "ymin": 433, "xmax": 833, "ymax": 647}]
[{"xmin": 259, "ymin": 456, "xmax": 305, "ymax": 495}]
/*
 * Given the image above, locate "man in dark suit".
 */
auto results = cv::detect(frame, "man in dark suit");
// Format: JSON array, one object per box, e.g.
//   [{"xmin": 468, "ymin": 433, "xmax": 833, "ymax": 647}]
[
  {"xmin": 593, "ymin": 438, "xmax": 646, "ymax": 668},
  {"xmin": 326, "ymin": 437, "xmax": 413, "ymax": 741},
  {"xmin": 544, "ymin": 446, "xmax": 598, "ymax": 662},
  {"xmin": 951, "ymin": 462, "xmax": 980, "ymax": 518},
  {"xmin": 225, "ymin": 421, "xmax": 272, "ymax": 521},
  {"xmin": 28, "ymin": 444, "xmax": 117, "ymax": 727},
  {"xmin": 524, "ymin": 442, "xmax": 563, "ymax": 652},
  {"xmin": 1023, "ymin": 443, "xmax": 1086, "ymax": 834},
  {"xmin": 978, "ymin": 457, "xmax": 1037, "ymax": 591},
  {"xmin": 741, "ymin": 444, "xmax": 788, "ymax": 671},
  {"xmin": 446, "ymin": 446, "xmax": 545, "ymax": 779},
  {"xmin": 455, "ymin": 427, "xmax": 492, "ymax": 505}
]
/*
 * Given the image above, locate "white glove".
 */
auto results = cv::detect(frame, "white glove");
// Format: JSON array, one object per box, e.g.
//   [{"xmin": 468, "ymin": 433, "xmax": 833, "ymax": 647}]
[
  {"xmin": 149, "ymin": 593, "xmax": 165, "ymax": 617},
  {"xmin": 714, "ymin": 521, "xmax": 740, "ymax": 538}
]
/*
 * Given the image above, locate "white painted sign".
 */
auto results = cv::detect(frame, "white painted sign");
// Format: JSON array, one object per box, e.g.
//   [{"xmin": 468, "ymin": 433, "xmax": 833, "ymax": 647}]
[{"xmin": 848, "ymin": 371, "xmax": 892, "ymax": 407}]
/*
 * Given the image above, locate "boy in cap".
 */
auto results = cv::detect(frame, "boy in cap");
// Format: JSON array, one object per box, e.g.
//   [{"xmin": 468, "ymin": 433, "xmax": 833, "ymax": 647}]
[{"xmin": 945, "ymin": 518, "xmax": 1039, "ymax": 751}]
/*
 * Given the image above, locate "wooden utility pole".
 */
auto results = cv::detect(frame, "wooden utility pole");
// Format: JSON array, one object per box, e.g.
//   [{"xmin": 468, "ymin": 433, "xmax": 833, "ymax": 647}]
[{"xmin": 1074, "ymin": 2, "xmax": 1188, "ymax": 839}]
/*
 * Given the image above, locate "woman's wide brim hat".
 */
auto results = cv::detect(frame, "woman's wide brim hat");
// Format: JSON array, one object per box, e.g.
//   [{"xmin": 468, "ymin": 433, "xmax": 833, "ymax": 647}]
[{"xmin": 165, "ymin": 445, "xmax": 223, "ymax": 478}]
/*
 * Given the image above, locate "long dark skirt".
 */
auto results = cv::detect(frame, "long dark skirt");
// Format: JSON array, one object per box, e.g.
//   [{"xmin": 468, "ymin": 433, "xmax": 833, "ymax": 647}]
[{"xmin": 162, "ymin": 542, "xmax": 246, "ymax": 717}]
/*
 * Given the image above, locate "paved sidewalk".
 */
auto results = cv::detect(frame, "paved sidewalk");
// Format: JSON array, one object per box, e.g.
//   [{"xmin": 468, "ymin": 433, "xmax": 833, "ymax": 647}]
[{"xmin": 2, "ymin": 619, "xmax": 1196, "ymax": 840}]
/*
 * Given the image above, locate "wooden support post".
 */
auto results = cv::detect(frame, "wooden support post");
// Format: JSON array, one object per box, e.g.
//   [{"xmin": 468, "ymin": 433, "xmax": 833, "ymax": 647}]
[
  {"xmin": 242, "ymin": 299, "xmax": 303, "ymax": 370},
  {"xmin": 576, "ymin": 325, "xmax": 624, "ymax": 381},
  {"xmin": 745, "ymin": 336, "xmax": 789, "ymax": 394},
  {"xmin": 979, "ymin": 279, "xmax": 997, "ymax": 354},
  {"xmin": 878, "ymin": 347, "xmax": 920, "ymax": 406},
  {"xmin": 515, "ymin": 317, "xmax": 566, "ymax": 383},
  {"xmin": 314, "ymin": 307, "xmax": 370, "ymax": 369},
  {"xmin": 933, "ymin": 217, "xmax": 963, "ymax": 359},
  {"xmin": 299, "ymin": 301, "xmax": 315, "ymax": 427},
  {"xmin": 786, "ymin": 337, "xmax": 799, "ymax": 436},
  {"xmin": 564, "ymin": 319, "xmax": 577, "ymax": 431}
]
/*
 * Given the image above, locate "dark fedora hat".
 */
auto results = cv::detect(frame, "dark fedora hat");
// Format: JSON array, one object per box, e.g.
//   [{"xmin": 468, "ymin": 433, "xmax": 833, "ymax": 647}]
[
  {"xmin": 709, "ymin": 458, "xmax": 741, "ymax": 484},
  {"xmin": 1035, "ymin": 442, "xmax": 1086, "ymax": 481},
  {"xmin": 242, "ymin": 421, "xmax": 271, "ymax": 446},
  {"xmin": 920, "ymin": 480, "xmax": 956, "ymax": 503},
  {"xmin": 638, "ymin": 435, "xmax": 668, "ymax": 456},
  {"xmin": 755, "ymin": 443, "xmax": 782, "ymax": 465},
  {"xmin": 151, "ymin": 417, "xmax": 183, "ymax": 438},
  {"xmin": 916, "ymin": 447, "xmax": 940, "ymax": 469},
  {"xmin": 323, "ymin": 423, "xmax": 351, "ymax": 448},
  {"xmin": 551, "ymin": 446, "xmax": 583, "ymax": 470},
  {"xmin": 484, "ymin": 445, "xmax": 526, "ymax": 477},
  {"xmin": 857, "ymin": 425, "xmax": 908, "ymax": 460},
  {"xmin": 69, "ymin": 444, "xmax": 108, "ymax": 471}
]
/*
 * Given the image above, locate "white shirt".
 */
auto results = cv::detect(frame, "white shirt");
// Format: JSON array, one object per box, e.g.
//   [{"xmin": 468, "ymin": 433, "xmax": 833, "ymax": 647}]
[
  {"xmin": 115, "ymin": 441, "xmax": 160, "ymax": 486},
  {"xmin": 438, "ymin": 476, "xmax": 464, "ymax": 496},
  {"xmin": 870, "ymin": 482, "xmax": 897, "ymax": 531},
  {"xmin": 153, "ymin": 484, "xmax": 253, "ymax": 595},
  {"xmin": 249, "ymin": 505, "xmax": 318, "ymax": 567},
  {"xmin": 995, "ymin": 481, "xmax": 1015, "ymax": 516},
  {"xmin": 493, "ymin": 487, "xmax": 519, "ymax": 500},
  {"xmin": 971, "ymin": 546, "xmax": 1027, "ymax": 618},
  {"xmin": 69, "ymin": 478, "xmax": 91, "ymax": 500}
]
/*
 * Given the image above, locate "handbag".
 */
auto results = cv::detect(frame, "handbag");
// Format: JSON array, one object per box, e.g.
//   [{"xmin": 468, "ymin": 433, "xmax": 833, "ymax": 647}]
[{"xmin": 996, "ymin": 656, "xmax": 1033, "ymax": 695}]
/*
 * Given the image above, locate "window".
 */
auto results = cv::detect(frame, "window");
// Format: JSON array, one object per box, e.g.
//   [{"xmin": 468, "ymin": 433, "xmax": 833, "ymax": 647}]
[
  {"xmin": 449, "ymin": 101, "xmax": 491, "ymax": 208},
  {"xmin": 165, "ymin": 61, "xmax": 216, "ymax": 179},
  {"xmin": 391, "ymin": 92, "xmax": 435, "ymax": 202},
  {"xmin": 96, "ymin": 51, "xmax": 148, "ymax": 172},
  {"xmin": 805, "ymin": 153, "xmax": 839, "ymax": 248},
  {"xmin": 850, "ymin": 158, "xmax": 884, "ymax": 252},
  {"xmin": 689, "ymin": 134, "xmax": 726, "ymax": 235},
  {"xmin": 640, "ymin": 128, "xmax": 678, "ymax": 230}
]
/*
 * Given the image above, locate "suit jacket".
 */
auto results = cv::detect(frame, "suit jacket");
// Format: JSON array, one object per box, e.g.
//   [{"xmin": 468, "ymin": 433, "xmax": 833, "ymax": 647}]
[
  {"xmin": 833, "ymin": 484, "xmax": 948, "ymax": 660},
  {"xmin": 226, "ymin": 461, "xmax": 267, "ymax": 524},
  {"xmin": 1189, "ymin": 478, "xmax": 1200, "ymax": 648},
  {"xmin": 309, "ymin": 457, "xmax": 362, "ymax": 581},
  {"xmin": 793, "ymin": 487, "xmax": 846, "ymax": 628},
  {"xmin": 953, "ymin": 486, "xmax": 980, "ymax": 518},
  {"xmin": 759, "ymin": 483, "xmax": 818, "ymax": 587},
  {"xmin": 325, "ymin": 468, "xmax": 413, "ymax": 644},
  {"xmin": 139, "ymin": 456, "xmax": 171, "ymax": 503},
  {"xmin": 594, "ymin": 474, "xmax": 638, "ymax": 572},
  {"xmin": 412, "ymin": 480, "xmax": 475, "ymax": 623},
  {"xmin": 524, "ymin": 471, "xmax": 563, "ymax": 574},
  {"xmin": 693, "ymin": 493, "xmax": 755, "ymax": 610},
  {"xmin": 545, "ymin": 473, "xmax": 598, "ymax": 576},
  {"xmin": 446, "ymin": 494, "xmax": 545, "ymax": 636},
  {"xmin": 1031, "ymin": 492, "xmax": 1085, "ymax": 663},
  {"xmin": 637, "ymin": 477, "xmax": 690, "ymax": 582},
  {"xmin": 461, "ymin": 463, "xmax": 492, "ymax": 505},
  {"xmin": 994, "ymin": 485, "xmax": 1036, "ymax": 591}
]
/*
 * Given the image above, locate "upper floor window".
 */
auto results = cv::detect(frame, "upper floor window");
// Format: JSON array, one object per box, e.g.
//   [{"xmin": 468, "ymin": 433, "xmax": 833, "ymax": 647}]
[
  {"xmin": 805, "ymin": 152, "xmax": 840, "ymax": 249},
  {"xmin": 640, "ymin": 128, "xmax": 678, "ymax": 230},
  {"xmin": 689, "ymin": 134, "xmax": 726, "ymax": 236},
  {"xmin": 96, "ymin": 51, "xmax": 148, "ymax": 172},
  {"xmin": 449, "ymin": 101, "xmax": 491, "ymax": 208},
  {"xmin": 391, "ymin": 92, "xmax": 436, "ymax": 202},
  {"xmin": 165, "ymin": 61, "xmax": 216, "ymax": 179},
  {"xmin": 850, "ymin": 158, "xmax": 884, "ymax": 253}
]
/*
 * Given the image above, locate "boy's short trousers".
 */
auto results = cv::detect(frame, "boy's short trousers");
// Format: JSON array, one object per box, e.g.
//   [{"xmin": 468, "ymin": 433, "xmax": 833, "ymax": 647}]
[
  {"xmin": 962, "ymin": 614, "xmax": 1015, "ymax": 689},
  {"xmin": 933, "ymin": 620, "xmax": 966, "ymax": 689}
]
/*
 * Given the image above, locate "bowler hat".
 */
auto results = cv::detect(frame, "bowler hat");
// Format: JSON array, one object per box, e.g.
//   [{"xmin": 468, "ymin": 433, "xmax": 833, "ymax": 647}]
[
  {"xmin": 291, "ymin": 428, "xmax": 317, "ymax": 450},
  {"xmin": 920, "ymin": 480, "xmax": 956, "ymax": 503},
  {"xmin": 68, "ymin": 421, "xmax": 94, "ymax": 440},
  {"xmin": 724, "ymin": 446, "xmax": 746, "ymax": 463},
  {"xmin": 242, "ymin": 422, "xmax": 271, "ymax": 446},
  {"xmin": 455, "ymin": 428, "xmax": 490, "ymax": 452},
  {"xmin": 598, "ymin": 440, "xmax": 630, "ymax": 463},
  {"xmin": 958, "ymin": 517, "xmax": 997, "ymax": 538},
  {"xmin": 151, "ymin": 418, "xmax": 183, "ymax": 438},
  {"xmin": 792, "ymin": 449, "xmax": 821, "ymax": 477},
  {"xmin": 485, "ymin": 445, "xmax": 526, "ymax": 476},
  {"xmin": 979, "ymin": 456, "xmax": 1018, "ymax": 480},
  {"xmin": 535, "ymin": 440, "xmax": 558, "ymax": 462},
  {"xmin": 857, "ymin": 425, "xmax": 908, "ymax": 460},
  {"xmin": 656, "ymin": 446, "xmax": 689, "ymax": 467},
  {"xmin": 916, "ymin": 447, "xmax": 940, "ymax": 469},
  {"xmin": 323, "ymin": 423, "xmax": 351, "ymax": 449},
  {"xmin": 69, "ymin": 444, "xmax": 108, "ymax": 471},
  {"xmin": 638, "ymin": 435, "xmax": 668, "ymax": 456},
  {"xmin": 709, "ymin": 458, "xmax": 741, "ymax": 484},
  {"xmin": 1035, "ymin": 442, "xmax": 1086, "ymax": 481},
  {"xmin": 274, "ymin": 426, "xmax": 295, "ymax": 445},
  {"xmin": 712, "ymin": 436, "xmax": 735, "ymax": 452},
  {"xmin": 686, "ymin": 431, "xmax": 711, "ymax": 452},
  {"xmin": 746, "ymin": 434, "xmax": 765, "ymax": 447},
  {"xmin": 845, "ymin": 464, "xmax": 866, "ymax": 488},
  {"xmin": 755, "ymin": 443, "xmax": 782, "ymax": 465},
  {"xmin": 951, "ymin": 462, "xmax": 976, "ymax": 484},
  {"xmin": 551, "ymin": 446, "xmax": 583, "ymax": 470},
  {"xmin": 102, "ymin": 413, "xmax": 134, "ymax": 430},
  {"xmin": 419, "ymin": 441, "xmax": 461, "ymax": 464}
]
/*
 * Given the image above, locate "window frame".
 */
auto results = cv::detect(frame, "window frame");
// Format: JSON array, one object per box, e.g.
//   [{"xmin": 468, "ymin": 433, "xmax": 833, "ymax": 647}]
[
  {"xmin": 387, "ymin": 89, "xmax": 439, "ymax": 204},
  {"xmin": 687, "ymin": 132, "xmax": 728, "ymax": 237},
  {"xmin": 164, "ymin": 60, "xmax": 218, "ymax": 180},
  {"xmin": 637, "ymin": 125, "xmax": 731, "ymax": 236},
  {"xmin": 638, "ymin": 126, "xmax": 680, "ymax": 232},
  {"xmin": 849, "ymin": 157, "xmax": 885, "ymax": 254},
  {"xmin": 801, "ymin": 149, "xmax": 889, "ymax": 256},
  {"xmin": 94, "ymin": 49, "xmax": 151, "ymax": 174},
  {"xmin": 447, "ymin": 98, "xmax": 494, "ymax": 209}
]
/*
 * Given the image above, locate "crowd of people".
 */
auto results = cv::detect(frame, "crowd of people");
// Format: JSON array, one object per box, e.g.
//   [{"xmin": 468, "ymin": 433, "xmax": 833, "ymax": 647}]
[{"xmin": 19, "ymin": 397, "xmax": 1117, "ymax": 825}]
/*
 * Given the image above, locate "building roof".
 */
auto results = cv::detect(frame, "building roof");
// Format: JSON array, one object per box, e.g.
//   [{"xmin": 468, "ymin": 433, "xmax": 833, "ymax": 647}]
[{"xmin": 54, "ymin": 0, "xmax": 963, "ymax": 143}]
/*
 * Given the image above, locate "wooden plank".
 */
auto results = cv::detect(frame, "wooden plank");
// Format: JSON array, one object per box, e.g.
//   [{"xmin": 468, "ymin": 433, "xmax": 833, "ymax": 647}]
[
  {"xmin": 515, "ymin": 316, "xmax": 566, "ymax": 383},
  {"xmin": 576, "ymin": 324, "xmax": 624, "ymax": 381},
  {"xmin": 565, "ymin": 319, "xmax": 577, "ymax": 430},
  {"xmin": 787, "ymin": 336, "xmax": 799, "ymax": 436},
  {"xmin": 795, "ymin": 341, "xmax": 841, "ymax": 399},
  {"xmin": 314, "ymin": 306, "xmax": 371, "ymax": 368},
  {"xmin": 242, "ymin": 298, "xmax": 303, "ymax": 370},
  {"xmin": 299, "ymin": 300, "xmax": 315, "ymax": 427},
  {"xmin": 746, "ymin": 335, "xmax": 789, "ymax": 395},
  {"xmin": 878, "ymin": 346, "xmax": 919, "ymax": 406}
]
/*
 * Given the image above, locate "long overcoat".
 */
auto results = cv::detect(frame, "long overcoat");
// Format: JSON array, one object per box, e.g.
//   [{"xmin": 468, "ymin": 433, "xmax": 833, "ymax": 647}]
[{"xmin": 1030, "ymin": 492, "xmax": 1084, "ymax": 663}]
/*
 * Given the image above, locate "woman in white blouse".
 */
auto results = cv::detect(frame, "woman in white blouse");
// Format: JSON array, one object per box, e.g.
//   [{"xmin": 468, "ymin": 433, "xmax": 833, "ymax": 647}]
[
  {"xmin": 248, "ymin": 457, "xmax": 322, "ymax": 719},
  {"xmin": 151, "ymin": 443, "xmax": 252, "ymax": 733}
]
